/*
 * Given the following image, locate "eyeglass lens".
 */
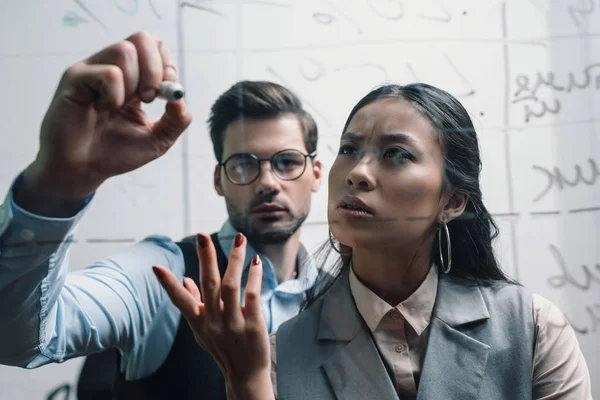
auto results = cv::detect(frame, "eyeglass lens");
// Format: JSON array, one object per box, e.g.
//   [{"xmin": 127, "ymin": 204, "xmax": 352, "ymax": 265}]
[{"xmin": 225, "ymin": 150, "xmax": 307, "ymax": 184}]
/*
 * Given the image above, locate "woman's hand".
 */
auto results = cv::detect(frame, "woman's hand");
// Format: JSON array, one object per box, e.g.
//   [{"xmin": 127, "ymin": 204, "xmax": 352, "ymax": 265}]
[{"xmin": 152, "ymin": 232, "xmax": 274, "ymax": 400}]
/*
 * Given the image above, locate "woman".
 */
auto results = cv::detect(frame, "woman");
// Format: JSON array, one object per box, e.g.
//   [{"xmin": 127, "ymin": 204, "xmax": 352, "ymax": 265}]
[{"xmin": 153, "ymin": 83, "xmax": 592, "ymax": 399}]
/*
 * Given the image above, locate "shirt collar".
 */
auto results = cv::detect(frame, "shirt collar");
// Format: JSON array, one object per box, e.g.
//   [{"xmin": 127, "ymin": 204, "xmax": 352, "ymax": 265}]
[{"xmin": 349, "ymin": 262, "xmax": 439, "ymax": 335}]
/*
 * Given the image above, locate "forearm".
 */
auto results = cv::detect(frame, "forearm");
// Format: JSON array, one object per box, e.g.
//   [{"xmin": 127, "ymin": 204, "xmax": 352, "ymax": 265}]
[
  {"xmin": 0, "ymin": 174, "xmax": 84, "ymax": 362},
  {"xmin": 0, "ymin": 236, "xmax": 73, "ymax": 365},
  {"xmin": 0, "ymin": 230, "xmax": 185, "ymax": 372}
]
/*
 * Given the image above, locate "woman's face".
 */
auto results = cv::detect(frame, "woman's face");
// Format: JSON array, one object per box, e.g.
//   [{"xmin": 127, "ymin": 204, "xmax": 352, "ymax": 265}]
[{"xmin": 328, "ymin": 97, "xmax": 448, "ymax": 250}]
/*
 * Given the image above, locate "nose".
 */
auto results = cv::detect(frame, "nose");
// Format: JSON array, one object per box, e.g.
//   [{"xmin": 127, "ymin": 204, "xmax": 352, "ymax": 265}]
[
  {"xmin": 346, "ymin": 150, "xmax": 376, "ymax": 191},
  {"xmin": 255, "ymin": 159, "xmax": 281, "ymax": 195}
]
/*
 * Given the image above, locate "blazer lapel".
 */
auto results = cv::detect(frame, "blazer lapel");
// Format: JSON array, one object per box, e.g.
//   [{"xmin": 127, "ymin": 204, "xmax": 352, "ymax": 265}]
[
  {"xmin": 318, "ymin": 271, "xmax": 399, "ymax": 400},
  {"xmin": 417, "ymin": 274, "xmax": 491, "ymax": 400}
]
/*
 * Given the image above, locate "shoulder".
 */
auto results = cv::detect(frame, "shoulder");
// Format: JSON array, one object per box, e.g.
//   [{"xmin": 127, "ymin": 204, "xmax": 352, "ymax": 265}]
[
  {"xmin": 277, "ymin": 293, "xmax": 326, "ymax": 341},
  {"xmin": 476, "ymin": 280, "xmax": 534, "ymax": 310},
  {"xmin": 530, "ymin": 293, "xmax": 578, "ymax": 343},
  {"xmin": 531, "ymin": 293, "xmax": 568, "ymax": 328},
  {"xmin": 530, "ymin": 294, "xmax": 592, "ymax": 398}
]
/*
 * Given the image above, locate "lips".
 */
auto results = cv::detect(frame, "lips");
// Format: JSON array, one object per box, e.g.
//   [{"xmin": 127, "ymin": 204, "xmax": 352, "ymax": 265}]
[
  {"xmin": 252, "ymin": 203, "xmax": 286, "ymax": 213},
  {"xmin": 337, "ymin": 195, "xmax": 374, "ymax": 216}
]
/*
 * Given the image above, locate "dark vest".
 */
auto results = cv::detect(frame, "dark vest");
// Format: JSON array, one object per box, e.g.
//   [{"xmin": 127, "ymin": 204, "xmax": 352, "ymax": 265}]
[{"xmin": 77, "ymin": 233, "xmax": 229, "ymax": 400}]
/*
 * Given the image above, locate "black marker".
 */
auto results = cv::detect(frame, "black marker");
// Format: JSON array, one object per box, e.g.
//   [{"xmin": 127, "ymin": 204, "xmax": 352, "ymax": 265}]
[{"xmin": 158, "ymin": 81, "xmax": 185, "ymax": 102}]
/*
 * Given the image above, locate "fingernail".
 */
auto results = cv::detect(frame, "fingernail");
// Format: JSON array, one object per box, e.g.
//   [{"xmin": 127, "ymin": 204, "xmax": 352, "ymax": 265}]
[
  {"xmin": 196, "ymin": 234, "xmax": 206, "ymax": 248},
  {"xmin": 152, "ymin": 266, "xmax": 162, "ymax": 280},
  {"xmin": 234, "ymin": 232, "xmax": 244, "ymax": 247},
  {"xmin": 252, "ymin": 254, "xmax": 260, "ymax": 265},
  {"xmin": 165, "ymin": 65, "xmax": 177, "ymax": 79},
  {"xmin": 141, "ymin": 88, "xmax": 156, "ymax": 102}
]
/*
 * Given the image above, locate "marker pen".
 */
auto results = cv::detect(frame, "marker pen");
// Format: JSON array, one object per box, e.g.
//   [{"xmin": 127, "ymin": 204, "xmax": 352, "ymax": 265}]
[{"xmin": 158, "ymin": 81, "xmax": 185, "ymax": 102}]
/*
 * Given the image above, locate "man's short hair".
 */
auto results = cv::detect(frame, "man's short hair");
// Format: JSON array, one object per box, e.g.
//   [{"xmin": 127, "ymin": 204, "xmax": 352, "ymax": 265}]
[{"xmin": 208, "ymin": 81, "xmax": 318, "ymax": 162}]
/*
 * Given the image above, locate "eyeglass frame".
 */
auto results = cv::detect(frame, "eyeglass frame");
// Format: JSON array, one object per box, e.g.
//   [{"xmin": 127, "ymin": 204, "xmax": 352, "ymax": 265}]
[{"xmin": 218, "ymin": 149, "xmax": 318, "ymax": 186}]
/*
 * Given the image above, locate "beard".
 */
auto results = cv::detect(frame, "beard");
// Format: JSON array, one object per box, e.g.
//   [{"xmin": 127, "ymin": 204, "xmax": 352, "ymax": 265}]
[{"xmin": 226, "ymin": 197, "xmax": 309, "ymax": 245}]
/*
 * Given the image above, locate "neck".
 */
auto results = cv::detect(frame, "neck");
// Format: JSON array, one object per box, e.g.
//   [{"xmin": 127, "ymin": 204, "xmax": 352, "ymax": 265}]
[
  {"xmin": 351, "ymin": 239, "xmax": 434, "ymax": 306},
  {"xmin": 253, "ymin": 229, "xmax": 302, "ymax": 284}
]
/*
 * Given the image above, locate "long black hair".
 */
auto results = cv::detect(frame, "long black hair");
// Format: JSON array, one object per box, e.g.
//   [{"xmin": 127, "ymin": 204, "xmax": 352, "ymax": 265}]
[{"xmin": 303, "ymin": 83, "xmax": 515, "ymax": 310}]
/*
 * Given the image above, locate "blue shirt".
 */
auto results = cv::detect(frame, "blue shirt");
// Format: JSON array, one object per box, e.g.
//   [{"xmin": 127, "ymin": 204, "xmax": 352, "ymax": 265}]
[{"xmin": 0, "ymin": 173, "xmax": 317, "ymax": 380}]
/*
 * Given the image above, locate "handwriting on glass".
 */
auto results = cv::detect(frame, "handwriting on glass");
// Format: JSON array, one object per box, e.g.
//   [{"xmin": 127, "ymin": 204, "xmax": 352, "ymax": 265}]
[
  {"xmin": 512, "ymin": 63, "xmax": 600, "ymax": 123},
  {"xmin": 314, "ymin": 0, "xmax": 453, "ymax": 32},
  {"xmin": 267, "ymin": 58, "xmax": 391, "ymax": 126},
  {"xmin": 568, "ymin": 0, "xmax": 595, "ymax": 28},
  {"xmin": 63, "ymin": 0, "xmax": 160, "ymax": 29},
  {"xmin": 532, "ymin": 159, "xmax": 599, "ymax": 202},
  {"xmin": 547, "ymin": 244, "xmax": 600, "ymax": 291},
  {"xmin": 546, "ymin": 244, "xmax": 600, "ymax": 335}
]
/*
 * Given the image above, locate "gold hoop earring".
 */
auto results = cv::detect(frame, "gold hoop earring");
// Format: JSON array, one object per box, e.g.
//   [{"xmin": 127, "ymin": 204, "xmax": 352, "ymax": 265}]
[
  {"xmin": 329, "ymin": 231, "xmax": 351, "ymax": 256},
  {"xmin": 438, "ymin": 222, "xmax": 452, "ymax": 274}
]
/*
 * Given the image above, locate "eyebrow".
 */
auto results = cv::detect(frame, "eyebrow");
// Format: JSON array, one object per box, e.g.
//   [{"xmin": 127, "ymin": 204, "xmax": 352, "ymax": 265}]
[{"xmin": 341, "ymin": 132, "xmax": 416, "ymax": 146}]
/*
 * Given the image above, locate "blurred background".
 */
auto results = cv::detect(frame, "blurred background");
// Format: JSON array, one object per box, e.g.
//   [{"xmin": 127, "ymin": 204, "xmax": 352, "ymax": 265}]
[{"xmin": 0, "ymin": 0, "xmax": 598, "ymax": 398}]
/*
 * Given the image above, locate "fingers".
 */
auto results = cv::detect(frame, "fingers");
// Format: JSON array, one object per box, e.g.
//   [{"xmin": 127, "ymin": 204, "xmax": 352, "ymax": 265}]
[
  {"xmin": 196, "ymin": 233, "xmax": 223, "ymax": 314},
  {"xmin": 61, "ymin": 63, "xmax": 126, "ymax": 112},
  {"xmin": 157, "ymin": 39, "xmax": 178, "ymax": 82},
  {"xmin": 125, "ymin": 32, "xmax": 164, "ymax": 102},
  {"xmin": 184, "ymin": 277, "xmax": 201, "ymax": 303},
  {"xmin": 244, "ymin": 255, "xmax": 264, "ymax": 321},
  {"xmin": 81, "ymin": 31, "xmax": 178, "ymax": 105},
  {"xmin": 153, "ymin": 265, "xmax": 201, "ymax": 318},
  {"xmin": 221, "ymin": 233, "xmax": 247, "ymax": 326},
  {"xmin": 85, "ymin": 40, "xmax": 140, "ymax": 101},
  {"xmin": 150, "ymin": 100, "xmax": 193, "ymax": 143}
]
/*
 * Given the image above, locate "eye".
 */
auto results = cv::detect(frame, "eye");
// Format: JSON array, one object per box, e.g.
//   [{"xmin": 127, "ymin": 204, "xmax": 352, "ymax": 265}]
[
  {"xmin": 383, "ymin": 147, "xmax": 414, "ymax": 165},
  {"xmin": 338, "ymin": 144, "xmax": 357, "ymax": 155}
]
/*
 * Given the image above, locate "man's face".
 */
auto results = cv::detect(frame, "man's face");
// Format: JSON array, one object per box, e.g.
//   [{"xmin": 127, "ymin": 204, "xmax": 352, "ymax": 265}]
[{"xmin": 214, "ymin": 114, "xmax": 322, "ymax": 245}]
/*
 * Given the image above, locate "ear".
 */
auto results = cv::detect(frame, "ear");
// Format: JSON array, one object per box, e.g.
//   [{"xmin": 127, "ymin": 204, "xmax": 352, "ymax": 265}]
[
  {"xmin": 438, "ymin": 191, "xmax": 469, "ymax": 224},
  {"xmin": 310, "ymin": 159, "xmax": 323, "ymax": 193},
  {"xmin": 214, "ymin": 165, "xmax": 224, "ymax": 196}
]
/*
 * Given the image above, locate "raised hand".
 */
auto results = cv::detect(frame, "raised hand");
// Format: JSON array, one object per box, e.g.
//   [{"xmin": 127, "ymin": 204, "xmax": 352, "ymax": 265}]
[
  {"xmin": 153, "ymin": 233, "xmax": 274, "ymax": 400},
  {"xmin": 22, "ymin": 31, "xmax": 193, "ymax": 205}
]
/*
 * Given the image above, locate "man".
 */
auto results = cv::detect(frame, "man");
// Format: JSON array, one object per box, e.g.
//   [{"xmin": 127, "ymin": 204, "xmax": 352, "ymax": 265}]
[{"xmin": 0, "ymin": 31, "xmax": 322, "ymax": 399}]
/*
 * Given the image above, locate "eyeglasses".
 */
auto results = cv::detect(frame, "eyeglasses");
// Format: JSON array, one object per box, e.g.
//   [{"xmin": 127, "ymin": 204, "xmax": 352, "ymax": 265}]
[{"xmin": 219, "ymin": 149, "xmax": 317, "ymax": 186}]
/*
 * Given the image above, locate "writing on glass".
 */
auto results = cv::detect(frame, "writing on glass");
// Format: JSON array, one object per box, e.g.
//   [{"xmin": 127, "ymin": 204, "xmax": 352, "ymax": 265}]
[
  {"xmin": 546, "ymin": 244, "xmax": 600, "ymax": 335},
  {"xmin": 512, "ymin": 63, "xmax": 600, "ymax": 123},
  {"xmin": 63, "ymin": 0, "xmax": 161, "ymax": 29},
  {"xmin": 532, "ymin": 158, "xmax": 599, "ymax": 202}
]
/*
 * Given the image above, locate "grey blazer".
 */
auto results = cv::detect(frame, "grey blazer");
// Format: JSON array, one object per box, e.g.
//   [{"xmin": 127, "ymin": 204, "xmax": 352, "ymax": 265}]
[{"xmin": 276, "ymin": 269, "xmax": 535, "ymax": 400}]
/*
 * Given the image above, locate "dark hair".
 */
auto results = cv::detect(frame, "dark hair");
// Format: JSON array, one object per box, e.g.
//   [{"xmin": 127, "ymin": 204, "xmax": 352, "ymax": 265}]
[
  {"xmin": 207, "ymin": 81, "xmax": 318, "ymax": 162},
  {"xmin": 304, "ymin": 83, "xmax": 515, "ymax": 310}
]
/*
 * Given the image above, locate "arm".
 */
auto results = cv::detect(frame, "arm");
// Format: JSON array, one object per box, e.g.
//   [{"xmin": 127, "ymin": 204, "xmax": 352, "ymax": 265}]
[
  {"xmin": 0, "ymin": 178, "xmax": 184, "ymax": 373},
  {"xmin": 0, "ymin": 30, "xmax": 192, "ymax": 372},
  {"xmin": 532, "ymin": 294, "xmax": 593, "ymax": 400}
]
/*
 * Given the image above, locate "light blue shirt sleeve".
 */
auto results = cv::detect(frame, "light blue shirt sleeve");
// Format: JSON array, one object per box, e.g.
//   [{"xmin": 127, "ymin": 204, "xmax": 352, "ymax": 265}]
[{"xmin": 0, "ymin": 175, "xmax": 186, "ymax": 380}]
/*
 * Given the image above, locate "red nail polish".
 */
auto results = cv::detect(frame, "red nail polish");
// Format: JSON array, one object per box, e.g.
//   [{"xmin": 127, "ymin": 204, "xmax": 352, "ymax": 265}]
[
  {"xmin": 235, "ymin": 232, "xmax": 244, "ymax": 247},
  {"xmin": 196, "ymin": 234, "xmax": 206, "ymax": 248},
  {"xmin": 252, "ymin": 254, "xmax": 260, "ymax": 265}
]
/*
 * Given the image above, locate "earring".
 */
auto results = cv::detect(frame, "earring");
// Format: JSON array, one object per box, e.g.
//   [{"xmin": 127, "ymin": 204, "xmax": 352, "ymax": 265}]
[
  {"xmin": 438, "ymin": 222, "xmax": 452, "ymax": 274},
  {"xmin": 329, "ymin": 230, "xmax": 352, "ymax": 256}
]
